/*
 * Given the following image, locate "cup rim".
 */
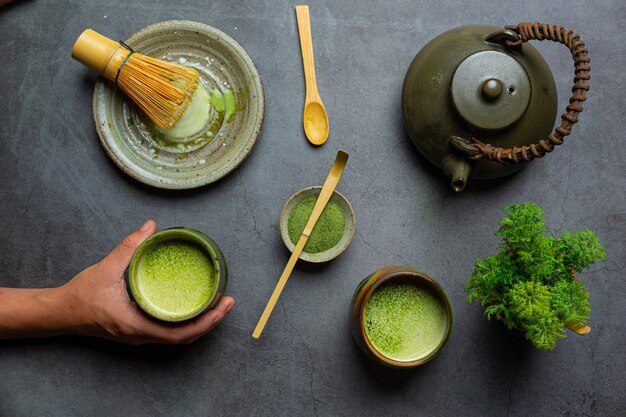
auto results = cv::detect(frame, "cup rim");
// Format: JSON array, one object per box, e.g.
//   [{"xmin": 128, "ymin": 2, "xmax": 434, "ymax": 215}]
[
  {"xmin": 358, "ymin": 269, "xmax": 453, "ymax": 368},
  {"xmin": 129, "ymin": 227, "xmax": 222, "ymax": 322},
  {"xmin": 279, "ymin": 186, "xmax": 356, "ymax": 263}
]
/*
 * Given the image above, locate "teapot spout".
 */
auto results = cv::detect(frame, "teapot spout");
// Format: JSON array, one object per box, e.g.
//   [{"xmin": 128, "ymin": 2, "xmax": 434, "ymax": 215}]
[{"xmin": 442, "ymin": 155, "xmax": 472, "ymax": 192}]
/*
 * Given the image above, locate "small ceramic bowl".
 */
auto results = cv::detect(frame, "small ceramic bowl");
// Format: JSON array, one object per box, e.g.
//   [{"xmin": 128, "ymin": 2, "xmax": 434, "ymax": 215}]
[
  {"xmin": 280, "ymin": 186, "xmax": 355, "ymax": 263},
  {"xmin": 128, "ymin": 227, "xmax": 227, "ymax": 322},
  {"xmin": 350, "ymin": 266, "xmax": 453, "ymax": 368}
]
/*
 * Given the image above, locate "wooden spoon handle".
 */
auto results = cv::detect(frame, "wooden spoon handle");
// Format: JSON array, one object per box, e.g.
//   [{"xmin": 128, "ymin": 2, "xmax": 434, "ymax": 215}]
[{"xmin": 295, "ymin": 5, "xmax": 318, "ymax": 98}]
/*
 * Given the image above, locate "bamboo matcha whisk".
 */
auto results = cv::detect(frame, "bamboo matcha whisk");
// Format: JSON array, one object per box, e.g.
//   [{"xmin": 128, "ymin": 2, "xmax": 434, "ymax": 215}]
[{"xmin": 72, "ymin": 29, "xmax": 199, "ymax": 129}]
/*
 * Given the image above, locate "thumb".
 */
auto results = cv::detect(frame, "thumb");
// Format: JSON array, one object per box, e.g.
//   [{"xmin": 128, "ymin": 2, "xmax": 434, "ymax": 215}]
[{"xmin": 102, "ymin": 220, "xmax": 156, "ymax": 274}]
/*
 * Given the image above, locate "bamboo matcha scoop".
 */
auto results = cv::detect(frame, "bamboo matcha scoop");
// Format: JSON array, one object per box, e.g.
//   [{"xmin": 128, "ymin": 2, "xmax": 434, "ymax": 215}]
[
  {"xmin": 296, "ymin": 5, "xmax": 329, "ymax": 145},
  {"xmin": 252, "ymin": 150, "xmax": 349, "ymax": 339}
]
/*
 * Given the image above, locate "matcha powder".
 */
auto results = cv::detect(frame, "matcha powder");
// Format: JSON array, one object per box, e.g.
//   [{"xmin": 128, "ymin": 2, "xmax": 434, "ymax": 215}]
[
  {"xmin": 287, "ymin": 196, "xmax": 345, "ymax": 254},
  {"xmin": 363, "ymin": 282, "xmax": 448, "ymax": 361}
]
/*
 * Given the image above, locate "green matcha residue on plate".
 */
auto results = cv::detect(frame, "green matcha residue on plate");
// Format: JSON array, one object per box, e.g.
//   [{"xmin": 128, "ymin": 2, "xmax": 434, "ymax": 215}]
[
  {"xmin": 363, "ymin": 282, "xmax": 448, "ymax": 361},
  {"xmin": 210, "ymin": 88, "xmax": 237, "ymax": 122},
  {"xmin": 210, "ymin": 89, "xmax": 225, "ymax": 112},
  {"xmin": 287, "ymin": 196, "xmax": 345, "ymax": 254},
  {"xmin": 138, "ymin": 240, "xmax": 215, "ymax": 317}
]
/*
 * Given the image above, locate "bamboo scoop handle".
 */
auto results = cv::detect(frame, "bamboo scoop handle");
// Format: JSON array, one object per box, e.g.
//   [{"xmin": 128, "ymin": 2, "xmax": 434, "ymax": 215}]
[
  {"xmin": 251, "ymin": 234, "xmax": 309, "ymax": 340},
  {"xmin": 295, "ymin": 5, "xmax": 319, "ymax": 100},
  {"xmin": 252, "ymin": 150, "xmax": 349, "ymax": 339}
]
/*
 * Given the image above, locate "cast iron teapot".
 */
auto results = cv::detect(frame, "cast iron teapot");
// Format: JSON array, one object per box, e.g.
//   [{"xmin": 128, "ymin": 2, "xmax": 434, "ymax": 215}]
[{"xmin": 402, "ymin": 22, "xmax": 589, "ymax": 191}]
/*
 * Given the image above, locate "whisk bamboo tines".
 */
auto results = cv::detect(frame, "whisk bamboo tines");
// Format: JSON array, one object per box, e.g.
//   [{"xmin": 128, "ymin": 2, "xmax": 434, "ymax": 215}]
[{"xmin": 71, "ymin": 29, "xmax": 199, "ymax": 129}]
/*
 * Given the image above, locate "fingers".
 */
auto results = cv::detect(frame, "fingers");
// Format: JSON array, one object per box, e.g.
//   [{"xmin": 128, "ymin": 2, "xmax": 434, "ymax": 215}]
[
  {"xmin": 129, "ymin": 296, "xmax": 235, "ymax": 344},
  {"xmin": 180, "ymin": 296, "xmax": 235, "ymax": 342},
  {"xmin": 101, "ymin": 220, "xmax": 156, "ymax": 275}
]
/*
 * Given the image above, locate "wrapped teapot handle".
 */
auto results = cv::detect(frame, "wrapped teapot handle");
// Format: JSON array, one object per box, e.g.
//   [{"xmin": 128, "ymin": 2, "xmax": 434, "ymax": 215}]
[{"xmin": 451, "ymin": 22, "xmax": 590, "ymax": 164}]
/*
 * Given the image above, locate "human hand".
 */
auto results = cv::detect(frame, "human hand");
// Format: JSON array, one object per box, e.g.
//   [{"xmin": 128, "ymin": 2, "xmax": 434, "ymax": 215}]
[{"xmin": 58, "ymin": 220, "xmax": 235, "ymax": 345}]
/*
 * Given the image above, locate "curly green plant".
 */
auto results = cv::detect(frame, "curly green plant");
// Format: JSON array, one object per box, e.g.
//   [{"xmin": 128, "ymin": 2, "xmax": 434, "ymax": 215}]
[{"xmin": 466, "ymin": 203, "xmax": 606, "ymax": 351}]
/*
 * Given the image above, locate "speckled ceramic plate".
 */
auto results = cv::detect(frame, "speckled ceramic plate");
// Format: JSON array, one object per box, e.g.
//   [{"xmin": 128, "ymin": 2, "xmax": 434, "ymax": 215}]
[{"xmin": 93, "ymin": 20, "xmax": 264, "ymax": 189}]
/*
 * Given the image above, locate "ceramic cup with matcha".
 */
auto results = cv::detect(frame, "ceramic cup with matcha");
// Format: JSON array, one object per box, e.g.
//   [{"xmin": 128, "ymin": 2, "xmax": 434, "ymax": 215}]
[
  {"xmin": 350, "ymin": 266, "xmax": 452, "ymax": 368},
  {"xmin": 129, "ymin": 227, "xmax": 227, "ymax": 322}
]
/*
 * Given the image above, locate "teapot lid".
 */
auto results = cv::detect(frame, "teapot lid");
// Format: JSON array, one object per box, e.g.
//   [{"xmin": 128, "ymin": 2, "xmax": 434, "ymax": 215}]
[{"xmin": 451, "ymin": 50, "xmax": 530, "ymax": 130}]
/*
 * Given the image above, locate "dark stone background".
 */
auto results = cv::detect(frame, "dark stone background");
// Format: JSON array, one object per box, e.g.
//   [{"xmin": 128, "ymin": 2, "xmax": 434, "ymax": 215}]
[{"xmin": 0, "ymin": 0, "xmax": 623, "ymax": 416}]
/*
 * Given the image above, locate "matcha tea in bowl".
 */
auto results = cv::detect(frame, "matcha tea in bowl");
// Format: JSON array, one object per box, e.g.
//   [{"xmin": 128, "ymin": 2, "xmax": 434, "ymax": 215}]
[
  {"xmin": 129, "ymin": 227, "xmax": 227, "ymax": 322},
  {"xmin": 351, "ymin": 266, "xmax": 452, "ymax": 368},
  {"xmin": 280, "ymin": 186, "xmax": 355, "ymax": 263}
]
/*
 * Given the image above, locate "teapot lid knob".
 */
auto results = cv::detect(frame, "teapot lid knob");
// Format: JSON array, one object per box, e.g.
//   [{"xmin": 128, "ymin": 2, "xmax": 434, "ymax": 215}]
[
  {"xmin": 451, "ymin": 50, "xmax": 531, "ymax": 131},
  {"xmin": 481, "ymin": 78, "xmax": 503, "ymax": 100}
]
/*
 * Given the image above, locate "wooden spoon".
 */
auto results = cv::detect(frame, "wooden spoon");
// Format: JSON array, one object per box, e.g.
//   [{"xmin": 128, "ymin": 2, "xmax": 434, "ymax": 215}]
[
  {"xmin": 295, "ymin": 5, "xmax": 329, "ymax": 146},
  {"xmin": 252, "ymin": 150, "xmax": 349, "ymax": 339}
]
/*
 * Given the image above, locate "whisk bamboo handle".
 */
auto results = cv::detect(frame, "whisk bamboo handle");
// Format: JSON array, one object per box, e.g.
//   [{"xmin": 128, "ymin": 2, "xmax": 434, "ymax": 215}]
[
  {"xmin": 71, "ymin": 29, "xmax": 130, "ymax": 81},
  {"xmin": 71, "ymin": 28, "xmax": 200, "ymax": 129}
]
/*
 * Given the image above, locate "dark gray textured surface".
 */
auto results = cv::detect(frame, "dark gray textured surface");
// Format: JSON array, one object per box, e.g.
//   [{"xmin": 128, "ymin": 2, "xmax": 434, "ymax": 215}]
[{"xmin": 0, "ymin": 0, "xmax": 624, "ymax": 416}]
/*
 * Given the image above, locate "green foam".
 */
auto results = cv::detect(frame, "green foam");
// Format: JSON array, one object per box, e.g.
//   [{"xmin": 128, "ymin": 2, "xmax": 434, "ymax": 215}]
[
  {"xmin": 363, "ymin": 281, "xmax": 448, "ymax": 361},
  {"xmin": 137, "ymin": 240, "xmax": 215, "ymax": 317}
]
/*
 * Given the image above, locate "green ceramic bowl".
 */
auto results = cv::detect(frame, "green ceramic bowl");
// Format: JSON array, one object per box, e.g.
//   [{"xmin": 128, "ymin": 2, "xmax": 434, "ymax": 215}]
[
  {"xmin": 279, "ymin": 186, "xmax": 355, "ymax": 263},
  {"xmin": 350, "ymin": 266, "xmax": 453, "ymax": 368},
  {"xmin": 93, "ymin": 20, "xmax": 265, "ymax": 189},
  {"xmin": 129, "ymin": 227, "xmax": 227, "ymax": 322}
]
